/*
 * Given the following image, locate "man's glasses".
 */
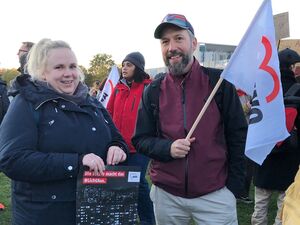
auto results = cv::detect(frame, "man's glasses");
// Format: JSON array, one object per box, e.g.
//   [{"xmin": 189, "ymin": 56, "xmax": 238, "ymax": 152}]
[{"xmin": 17, "ymin": 49, "xmax": 28, "ymax": 55}]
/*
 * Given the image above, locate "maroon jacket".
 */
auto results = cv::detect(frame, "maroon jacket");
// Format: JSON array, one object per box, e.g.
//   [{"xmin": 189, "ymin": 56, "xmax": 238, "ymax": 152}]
[
  {"xmin": 152, "ymin": 62, "xmax": 227, "ymax": 197},
  {"xmin": 107, "ymin": 79, "xmax": 151, "ymax": 153}
]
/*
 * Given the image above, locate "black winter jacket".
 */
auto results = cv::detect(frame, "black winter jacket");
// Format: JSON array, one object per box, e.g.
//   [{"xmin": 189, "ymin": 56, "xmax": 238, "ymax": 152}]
[
  {"xmin": 0, "ymin": 75, "xmax": 128, "ymax": 225},
  {"xmin": 0, "ymin": 78, "xmax": 9, "ymax": 123}
]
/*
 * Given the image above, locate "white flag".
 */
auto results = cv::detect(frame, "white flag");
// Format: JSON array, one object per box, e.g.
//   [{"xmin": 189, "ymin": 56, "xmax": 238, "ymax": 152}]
[
  {"xmin": 99, "ymin": 65, "xmax": 120, "ymax": 108},
  {"xmin": 221, "ymin": 0, "xmax": 289, "ymax": 165}
]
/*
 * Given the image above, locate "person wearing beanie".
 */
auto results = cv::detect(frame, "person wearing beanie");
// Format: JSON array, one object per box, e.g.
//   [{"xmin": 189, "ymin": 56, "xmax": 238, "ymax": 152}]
[
  {"xmin": 279, "ymin": 48, "xmax": 300, "ymax": 70},
  {"xmin": 107, "ymin": 52, "xmax": 155, "ymax": 225},
  {"xmin": 132, "ymin": 13, "xmax": 247, "ymax": 225},
  {"xmin": 122, "ymin": 52, "xmax": 145, "ymax": 71},
  {"xmin": 278, "ymin": 48, "xmax": 300, "ymax": 92},
  {"xmin": 280, "ymin": 49, "xmax": 300, "ymax": 225}
]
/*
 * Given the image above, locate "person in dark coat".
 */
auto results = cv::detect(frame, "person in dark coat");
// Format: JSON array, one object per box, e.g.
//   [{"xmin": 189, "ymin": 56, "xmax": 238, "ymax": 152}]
[
  {"xmin": 0, "ymin": 77, "xmax": 10, "ymax": 212},
  {"xmin": 0, "ymin": 38, "xmax": 128, "ymax": 225},
  {"xmin": 0, "ymin": 77, "xmax": 9, "ymax": 123},
  {"xmin": 252, "ymin": 48, "xmax": 300, "ymax": 225}
]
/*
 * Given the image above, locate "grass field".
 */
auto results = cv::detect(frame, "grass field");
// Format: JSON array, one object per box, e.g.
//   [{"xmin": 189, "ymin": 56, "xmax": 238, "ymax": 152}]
[
  {"xmin": 0, "ymin": 172, "xmax": 278, "ymax": 225},
  {"xmin": 0, "ymin": 173, "xmax": 11, "ymax": 225}
]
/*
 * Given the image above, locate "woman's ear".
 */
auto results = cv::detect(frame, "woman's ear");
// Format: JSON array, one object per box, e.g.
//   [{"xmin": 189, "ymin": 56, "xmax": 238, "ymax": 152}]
[{"xmin": 41, "ymin": 73, "xmax": 47, "ymax": 81}]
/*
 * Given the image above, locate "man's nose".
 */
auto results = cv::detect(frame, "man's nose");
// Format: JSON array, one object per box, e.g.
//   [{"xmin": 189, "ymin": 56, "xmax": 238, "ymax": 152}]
[{"xmin": 167, "ymin": 40, "xmax": 178, "ymax": 52}]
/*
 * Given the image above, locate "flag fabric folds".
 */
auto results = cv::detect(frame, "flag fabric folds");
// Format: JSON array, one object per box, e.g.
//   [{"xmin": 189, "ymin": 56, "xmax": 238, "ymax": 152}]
[
  {"xmin": 99, "ymin": 65, "xmax": 120, "ymax": 108},
  {"xmin": 220, "ymin": 0, "xmax": 289, "ymax": 164}
]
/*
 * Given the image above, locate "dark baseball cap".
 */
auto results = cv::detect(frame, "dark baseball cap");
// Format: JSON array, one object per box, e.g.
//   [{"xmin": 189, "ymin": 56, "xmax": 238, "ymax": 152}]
[{"xmin": 154, "ymin": 14, "xmax": 194, "ymax": 39}]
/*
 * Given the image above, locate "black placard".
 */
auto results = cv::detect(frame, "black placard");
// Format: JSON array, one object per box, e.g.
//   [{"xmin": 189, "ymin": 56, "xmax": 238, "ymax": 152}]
[{"xmin": 76, "ymin": 166, "xmax": 141, "ymax": 225}]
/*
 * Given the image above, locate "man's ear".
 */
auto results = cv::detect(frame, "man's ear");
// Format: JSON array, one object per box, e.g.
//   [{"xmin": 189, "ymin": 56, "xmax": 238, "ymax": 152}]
[{"xmin": 192, "ymin": 37, "xmax": 198, "ymax": 52}]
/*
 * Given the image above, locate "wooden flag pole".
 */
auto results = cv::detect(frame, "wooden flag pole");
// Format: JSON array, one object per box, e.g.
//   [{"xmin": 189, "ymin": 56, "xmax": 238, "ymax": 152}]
[
  {"xmin": 277, "ymin": 39, "xmax": 281, "ymax": 50},
  {"xmin": 185, "ymin": 77, "xmax": 224, "ymax": 140}
]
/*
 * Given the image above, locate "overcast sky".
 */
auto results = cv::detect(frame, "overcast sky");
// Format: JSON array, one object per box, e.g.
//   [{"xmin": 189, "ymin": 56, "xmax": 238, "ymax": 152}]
[{"xmin": 0, "ymin": 0, "xmax": 299, "ymax": 70}]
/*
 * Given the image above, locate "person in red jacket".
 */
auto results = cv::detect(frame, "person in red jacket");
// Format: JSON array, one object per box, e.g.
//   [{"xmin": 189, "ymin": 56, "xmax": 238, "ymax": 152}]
[{"xmin": 107, "ymin": 52, "xmax": 155, "ymax": 225}]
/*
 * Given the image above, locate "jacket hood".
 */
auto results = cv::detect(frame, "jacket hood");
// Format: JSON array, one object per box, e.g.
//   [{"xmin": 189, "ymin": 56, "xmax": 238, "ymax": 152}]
[
  {"xmin": 0, "ymin": 78, "xmax": 6, "ymax": 86},
  {"xmin": 119, "ymin": 78, "xmax": 151, "ymax": 89},
  {"xmin": 7, "ymin": 74, "xmax": 29, "ymax": 97}
]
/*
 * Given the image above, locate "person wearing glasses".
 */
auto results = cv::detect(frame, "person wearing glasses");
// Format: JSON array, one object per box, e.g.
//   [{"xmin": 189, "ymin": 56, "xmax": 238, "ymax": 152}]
[
  {"xmin": 7, "ymin": 42, "xmax": 35, "ymax": 99},
  {"xmin": 132, "ymin": 14, "xmax": 247, "ymax": 225},
  {"xmin": 0, "ymin": 38, "xmax": 128, "ymax": 225},
  {"xmin": 17, "ymin": 41, "xmax": 34, "ymax": 73}
]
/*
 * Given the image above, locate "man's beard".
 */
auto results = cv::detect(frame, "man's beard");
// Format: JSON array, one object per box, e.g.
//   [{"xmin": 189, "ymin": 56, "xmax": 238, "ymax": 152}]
[{"xmin": 165, "ymin": 50, "xmax": 191, "ymax": 77}]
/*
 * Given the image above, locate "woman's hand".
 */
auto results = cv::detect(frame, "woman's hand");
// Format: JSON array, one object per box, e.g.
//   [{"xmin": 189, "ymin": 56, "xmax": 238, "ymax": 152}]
[
  {"xmin": 106, "ymin": 146, "xmax": 127, "ymax": 165},
  {"xmin": 82, "ymin": 153, "xmax": 105, "ymax": 176}
]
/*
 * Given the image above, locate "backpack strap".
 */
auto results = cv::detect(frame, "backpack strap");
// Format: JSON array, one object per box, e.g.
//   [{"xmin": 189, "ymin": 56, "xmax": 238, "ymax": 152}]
[
  {"xmin": 285, "ymin": 83, "xmax": 300, "ymax": 97},
  {"xmin": 284, "ymin": 83, "xmax": 300, "ymax": 105},
  {"xmin": 202, "ymin": 67, "xmax": 224, "ymax": 113},
  {"xmin": 148, "ymin": 72, "xmax": 166, "ymax": 114},
  {"xmin": 147, "ymin": 73, "xmax": 166, "ymax": 136}
]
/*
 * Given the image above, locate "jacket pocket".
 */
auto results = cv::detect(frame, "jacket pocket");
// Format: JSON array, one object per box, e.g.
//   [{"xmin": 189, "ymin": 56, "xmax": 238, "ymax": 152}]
[{"xmin": 31, "ymin": 179, "xmax": 76, "ymax": 202}]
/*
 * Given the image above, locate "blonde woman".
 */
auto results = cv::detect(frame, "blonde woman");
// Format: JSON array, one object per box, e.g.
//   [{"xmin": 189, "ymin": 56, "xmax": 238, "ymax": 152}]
[{"xmin": 0, "ymin": 39, "xmax": 128, "ymax": 225}]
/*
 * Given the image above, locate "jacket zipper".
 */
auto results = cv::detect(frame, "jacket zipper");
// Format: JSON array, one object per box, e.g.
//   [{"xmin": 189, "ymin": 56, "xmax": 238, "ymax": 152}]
[
  {"xmin": 131, "ymin": 96, "xmax": 136, "ymax": 112},
  {"xmin": 35, "ymin": 97, "xmax": 78, "ymax": 110},
  {"xmin": 181, "ymin": 80, "xmax": 189, "ymax": 197}
]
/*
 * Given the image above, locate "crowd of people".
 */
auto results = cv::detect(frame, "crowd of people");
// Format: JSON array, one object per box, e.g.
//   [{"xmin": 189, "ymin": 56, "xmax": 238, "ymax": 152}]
[{"xmin": 0, "ymin": 13, "xmax": 300, "ymax": 225}]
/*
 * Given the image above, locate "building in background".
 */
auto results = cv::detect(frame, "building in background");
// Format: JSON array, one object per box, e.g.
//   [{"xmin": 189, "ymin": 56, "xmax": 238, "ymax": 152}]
[
  {"xmin": 196, "ymin": 42, "xmax": 236, "ymax": 68},
  {"xmin": 146, "ymin": 42, "xmax": 236, "ymax": 77},
  {"xmin": 146, "ymin": 67, "xmax": 167, "ymax": 78},
  {"xmin": 278, "ymin": 39, "xmax": 300, "ymax": 80}
]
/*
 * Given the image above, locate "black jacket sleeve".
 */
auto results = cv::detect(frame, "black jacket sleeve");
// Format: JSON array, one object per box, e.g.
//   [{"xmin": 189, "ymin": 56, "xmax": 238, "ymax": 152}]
[
  {"xmin": 132, "ymin": 85, "xmax": 173, "ymax": 162},
  {"xmin": 221, "ymin": 80, "xmax": 248, "ymax": 197}
]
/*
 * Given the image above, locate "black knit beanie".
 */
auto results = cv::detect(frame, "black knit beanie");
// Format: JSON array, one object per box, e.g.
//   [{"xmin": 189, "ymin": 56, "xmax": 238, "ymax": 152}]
[{"xmin": 122, "ymin": 52, "xmax": 145, "ymax": 71}]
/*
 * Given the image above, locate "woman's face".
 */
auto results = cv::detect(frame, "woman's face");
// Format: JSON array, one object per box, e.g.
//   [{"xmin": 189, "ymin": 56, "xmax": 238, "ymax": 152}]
[
  {"xmin": 121, "ymin": 61, "xmax": 135, "ymax": 80},
  {"xmin": 42, "ymin": 48, "xmax": 80, "ymax": 95}
]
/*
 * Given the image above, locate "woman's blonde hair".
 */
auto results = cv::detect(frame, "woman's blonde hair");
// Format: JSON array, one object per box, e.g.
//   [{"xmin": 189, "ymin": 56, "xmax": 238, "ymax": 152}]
[{"xmin": 27, "ymin": 38, "xmax": 84, "ymax": 81}]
